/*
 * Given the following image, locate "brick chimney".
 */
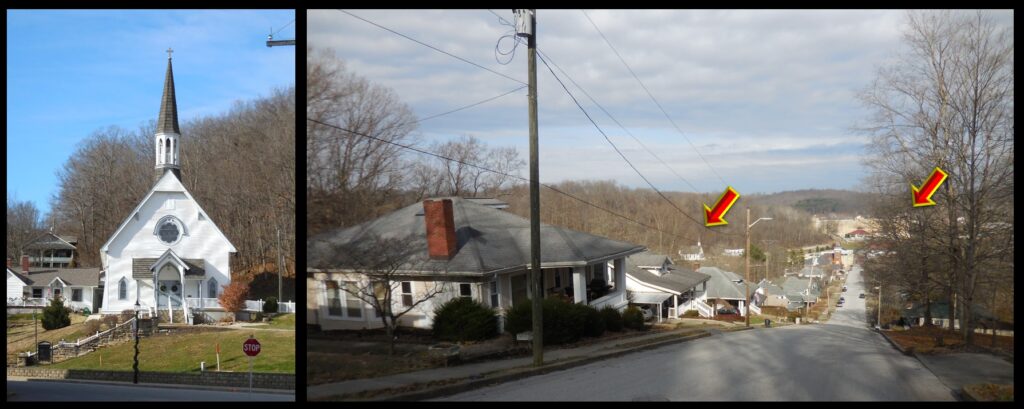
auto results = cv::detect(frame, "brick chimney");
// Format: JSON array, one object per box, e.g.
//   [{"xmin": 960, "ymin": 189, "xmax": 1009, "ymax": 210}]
[
  {"xmin": 22, "ymin": 255, "xmax": 30, "ymax": 273},
  {"xmin": 424, "ymin": 199, "xmax": 457, "ymax": 260}
]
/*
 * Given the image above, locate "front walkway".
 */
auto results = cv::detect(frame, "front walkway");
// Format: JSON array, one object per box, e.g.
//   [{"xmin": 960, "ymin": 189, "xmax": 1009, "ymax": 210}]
[{"xmin": 308, "ymin": 323, "xmax": 751, "ymax": 400}]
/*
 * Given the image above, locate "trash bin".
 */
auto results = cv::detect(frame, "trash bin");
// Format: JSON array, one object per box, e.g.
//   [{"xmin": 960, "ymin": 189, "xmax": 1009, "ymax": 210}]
[
  {"xmin": 764, "ymin": 319, "xmax": 771, "ymax": 328},
  {"xmin": 37, "ymin": 341, "xmax": 52, "ymax": 363}
]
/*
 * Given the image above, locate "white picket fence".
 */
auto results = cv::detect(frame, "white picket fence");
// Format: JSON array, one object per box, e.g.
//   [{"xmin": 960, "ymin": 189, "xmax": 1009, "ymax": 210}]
[{"xmin": 243, "ymin": 299, "xmax": 296, "ymax": 313}]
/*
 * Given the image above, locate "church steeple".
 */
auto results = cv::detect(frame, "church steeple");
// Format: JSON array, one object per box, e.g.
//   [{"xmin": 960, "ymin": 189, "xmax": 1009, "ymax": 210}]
[{"xmin": 155, "ymin": 48, "xmax": 181, "ymax": 182}]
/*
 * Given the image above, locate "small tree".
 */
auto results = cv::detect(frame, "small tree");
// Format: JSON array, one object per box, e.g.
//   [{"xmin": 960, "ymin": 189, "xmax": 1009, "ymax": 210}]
[
  {"xmin": 315, "ymin": 235, "xmax": 448, "ymax": 356},
  {"xmin": 263, "ymin": 296, "xmax": 279, "ymax": 314},
  {"xmin": 219, "ymin": 281, "xmax": 249, "ymax": 322},
  {"xmin": 41, "ymin": 296, "xmax": 71, "ymax": 330}
]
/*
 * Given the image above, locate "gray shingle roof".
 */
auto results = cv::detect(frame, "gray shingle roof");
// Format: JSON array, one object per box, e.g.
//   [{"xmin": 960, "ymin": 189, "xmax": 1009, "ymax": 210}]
[
  {"xmin": 18, "ymin": 268, "xmax": 102, "ymax": 287},
  {"xmin": 626, "ymin": 252, "xmax": 710, "ymax": 294},
  {"xmin": 308, "ymin": 197, "xmax": 646, "ymax": 275},
  {"xmin": 132, "ymin": 258, "xmax": 205, "ymax": 279},
  {"xmin": 696, "ymin": 266, "xmax": 750, "ymax": 300},
  {"xmin": 24, "ymin": 232, "xmax": 77, "ymax": 251},
  {"xmin": 630, "ymin": 253, "xmax": 670, "ymax": 268}
]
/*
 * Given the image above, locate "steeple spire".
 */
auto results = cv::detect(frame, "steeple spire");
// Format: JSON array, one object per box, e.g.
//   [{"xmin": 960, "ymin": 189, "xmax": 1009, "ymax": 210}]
[
  {"xmin": 157, "ymin": 48, "xmax": 179, "ymax": 135},
  {"xmin": 155, "ymin": 49, "xmax": 181, "ymax": 182}
]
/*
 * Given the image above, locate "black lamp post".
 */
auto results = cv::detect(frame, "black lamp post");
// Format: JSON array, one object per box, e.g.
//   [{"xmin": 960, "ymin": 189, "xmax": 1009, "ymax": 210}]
[{"xmin": 133, "ymin": 299, "xmax": 141, "ymax": 384}]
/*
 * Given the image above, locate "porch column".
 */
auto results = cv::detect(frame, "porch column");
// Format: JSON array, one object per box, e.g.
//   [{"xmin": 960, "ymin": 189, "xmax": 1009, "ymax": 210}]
[
  {"xmin": 674, "ymin": 295, "xmax": 679, "ymax": 318},
  {"xmin": 739, "ymin": 300, "xmax": 746, "ymax": 317},
  {"xmin": 614, "ymin": 258, "xmax": 625, "ymax": 292},
  {"xmin": 572, "ymin": 266, "xmax": 586, "ymax": 304}
]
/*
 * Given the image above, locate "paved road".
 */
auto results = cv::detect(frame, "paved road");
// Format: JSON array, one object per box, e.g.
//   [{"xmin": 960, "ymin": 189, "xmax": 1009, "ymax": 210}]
[
  {"xmin": 829, "ymin": 264, "xmax": 870, "ymax": 328},
  {"xmin": 6, "ymin": 379, "xmax": 295, "ymax": 401},
  {"xmin": 439, "ymin": 263, "xmax": 955, "ymax": 401}
]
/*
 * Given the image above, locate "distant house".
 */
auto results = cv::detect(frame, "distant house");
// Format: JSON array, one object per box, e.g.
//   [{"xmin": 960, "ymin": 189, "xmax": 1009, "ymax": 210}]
[
  {"xmin": 722, "ymin": 248, "xmax": 745, "ymax": 257},
  {"xmin": 845, "ymin": 229, "xmax": 869, "ymax": 241},
  {"xmin": 307, "ymin": 198, "xmax": 646, "ymax": 331},
  {"xmin": 696, "ymin": 266, "xmax": 753, "ymax": 317},
  {"xmin": 7, "ymin": 255, "xmax": 102, "ymax": 312},
  {"xmin": 625, "ymin": 252, "xmax": 710, "ymax": 322},
  {"xmin": 900, "ymin": 301, "xmax": 1003, "ymax": 332},
  {"xmin": 24, "ymin": 232, "xmax": 79, "ymax": 268},
  {"xmin": 677, "ymin": 241, "xmax": 704, "ymax": 262},
  {"xmin": 778, "ymin": 276, "xmax": 821, "ymax": 311}
]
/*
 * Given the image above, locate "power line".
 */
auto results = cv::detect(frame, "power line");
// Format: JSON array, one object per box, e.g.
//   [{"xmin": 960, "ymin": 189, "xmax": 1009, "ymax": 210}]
[
  {"xmin": 337, "ymin": 9, "xmax": 527, "ymax": 86},
  {"xmin": 272, "ymin": 19, "xmax": 294, "ymax": 37},
  {"xmin": 536, "ymin": 52, "xmax": 714, "ymax": 234},
  {"xmin": 308, "ymin": 118, "xmax": 700, "ymax": 244},
  {"xmin": 367, "ymin": 85, "xmax": 527, "ymax": 137},
  {"xmin": 536, "ymin": 48, "xmax": 702, "ymax": 194},
  {"xmin": 581, "ymin": 9, "xmax": 728, "ymax": 186}
]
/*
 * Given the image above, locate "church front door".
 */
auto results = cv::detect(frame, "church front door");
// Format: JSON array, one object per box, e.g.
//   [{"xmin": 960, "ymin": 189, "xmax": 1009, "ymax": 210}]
[{"xmin": 157, "ymin": 280, "xmax": 182, "ymax": 307}]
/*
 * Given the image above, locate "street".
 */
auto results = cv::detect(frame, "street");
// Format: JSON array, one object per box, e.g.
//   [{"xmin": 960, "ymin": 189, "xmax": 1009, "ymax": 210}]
[
  {"xmin": 6, "ymin": 379, "xmax": 295, "ymax": 401},
  {"xmin": 438, "ymin": 263, "xmax": 956, "ymax": 401}
]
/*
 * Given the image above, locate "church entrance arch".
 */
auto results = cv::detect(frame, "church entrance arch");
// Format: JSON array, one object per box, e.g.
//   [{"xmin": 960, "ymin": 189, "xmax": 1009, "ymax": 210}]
[{"xmin": 157, "ymin": 264, "xmax": 182, "ymax": 307}]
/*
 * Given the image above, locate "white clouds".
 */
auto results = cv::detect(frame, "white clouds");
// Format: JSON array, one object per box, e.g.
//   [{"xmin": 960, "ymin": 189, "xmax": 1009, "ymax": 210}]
[{"xmin": 308, "ymin": 9, "xmax": 1011, "ymax": 193}]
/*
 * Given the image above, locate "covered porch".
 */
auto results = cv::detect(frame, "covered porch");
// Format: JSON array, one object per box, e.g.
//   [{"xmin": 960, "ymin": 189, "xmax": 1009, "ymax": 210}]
[{"xmin": 499, "ymin": 257, "xmax": 629, "ymax": 311}]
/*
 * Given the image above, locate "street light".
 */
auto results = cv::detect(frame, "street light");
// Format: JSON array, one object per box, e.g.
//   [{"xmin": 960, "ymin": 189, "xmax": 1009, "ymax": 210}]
[
  {"xmin": 746, "ymin": 208, "xmax": 773, "ymax": 327},
  {"xmin": 874, "ymin": 285, "xmax": 882, "ymax": 329},
  {"xmin": 133, "ymin": 299, "xmax": 141, "ymax": 384}
]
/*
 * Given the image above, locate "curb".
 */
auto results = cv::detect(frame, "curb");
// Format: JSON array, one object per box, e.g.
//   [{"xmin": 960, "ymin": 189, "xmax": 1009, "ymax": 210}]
[
  {"xmin": 13, "ymin": 376, "xmax": 296, "ymax": 394},
  {"xmin": 876, "ymin": 329, "xmax": 913, "ymax": 356},
  {"xmin": 317, "ymin": 330, "xmax": 720, "ymax": 401}
]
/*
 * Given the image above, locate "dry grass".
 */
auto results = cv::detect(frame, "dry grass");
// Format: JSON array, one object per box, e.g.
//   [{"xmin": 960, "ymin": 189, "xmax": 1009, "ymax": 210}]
[
  {"xmin": 885, "ymin": 325, "xmax": 1014, "ymax": 355},
  {"xmin": 964, "ymin": 383, "xmax": 1013, "ymax": 401}
]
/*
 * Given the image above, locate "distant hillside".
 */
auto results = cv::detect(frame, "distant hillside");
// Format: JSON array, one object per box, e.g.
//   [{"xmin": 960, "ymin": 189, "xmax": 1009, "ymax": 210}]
[{"xmin": 748, "ymin": 189, "xmax": 877, "ymax": 218}]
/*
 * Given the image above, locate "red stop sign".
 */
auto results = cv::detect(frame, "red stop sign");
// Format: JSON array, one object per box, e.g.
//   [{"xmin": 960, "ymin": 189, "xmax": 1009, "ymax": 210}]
[{"xmin": 243, "ymin": 338, "xmax": 261, "ymax": 357}]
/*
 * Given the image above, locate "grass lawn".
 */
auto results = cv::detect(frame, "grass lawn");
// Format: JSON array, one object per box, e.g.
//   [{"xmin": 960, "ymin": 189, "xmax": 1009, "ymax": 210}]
[
  {"xmin": 886, "ymin": 325, "xmax": 1014, "ymax": 355},
  {"xmin": 50, "ymin": 328, "xmax": 294, "ymax": 373},
  {"xmin": 7, "ymin": 314, "xmax": 90, "ymax": 357},
  {"xmin": 964, "ymin": 384, "xmax": 1013, "ymax": 401},
  {"xmin": 266, "ymin": 313, "xmax": 295, "ymax": 330}
]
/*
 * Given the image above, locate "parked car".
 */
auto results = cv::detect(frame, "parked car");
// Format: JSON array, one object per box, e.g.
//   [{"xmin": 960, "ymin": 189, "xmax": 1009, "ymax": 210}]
[
  {"xmin": 859, "ymin": 293, "xmax": 866, "ymax": 298},
  {"xmin": 839, "ymin": 296, "xmax": 845, "ymax": 302},
  {"xmin": 717, "ymin": 307, "xmax": 739, "ymax": 315}
]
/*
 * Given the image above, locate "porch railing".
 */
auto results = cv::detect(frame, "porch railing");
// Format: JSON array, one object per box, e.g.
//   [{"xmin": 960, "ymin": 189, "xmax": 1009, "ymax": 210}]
[
  {"xmin": 7, "ymin": 297, "xmax": 47, "ymax": 307},
  {"xmin": 694, "ymin": 300, "xmax": 714, "ymax": 318},
  {"xmin": 749, "ymin": 302, "xmax": 762, "ymax": 315},
  {"xmin": 589, "ymin": 290, "xmax": 627, "ymax": 311},
  {"xmin": 185, "ymin": 298, "xmax": 222, "ymax": 309}
]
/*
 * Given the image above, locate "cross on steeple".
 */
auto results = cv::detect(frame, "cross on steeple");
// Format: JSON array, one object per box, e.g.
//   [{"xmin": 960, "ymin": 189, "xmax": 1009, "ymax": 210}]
[{"xmin": 166, "ymin": 47, "xmax": 173, "ymax": 59}]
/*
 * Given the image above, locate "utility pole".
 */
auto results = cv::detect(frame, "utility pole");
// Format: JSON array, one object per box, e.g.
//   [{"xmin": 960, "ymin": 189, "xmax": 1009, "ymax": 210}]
[
  {"xmin": 277, "ymin": 227, "xmax": 283, "ymax": 303},
  {"xmin": 518, "ymin": 8, "xmax": 543, "ymax": 367},
  {"xmin": 745, "ymin": 208, "xmax": 751, "ymax": 328}
]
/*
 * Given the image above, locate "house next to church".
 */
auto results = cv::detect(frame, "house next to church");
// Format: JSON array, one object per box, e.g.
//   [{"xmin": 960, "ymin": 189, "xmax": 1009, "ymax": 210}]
[{"xmin": 98, "ymin": 52, "xmax": 237, "ymax": 324}]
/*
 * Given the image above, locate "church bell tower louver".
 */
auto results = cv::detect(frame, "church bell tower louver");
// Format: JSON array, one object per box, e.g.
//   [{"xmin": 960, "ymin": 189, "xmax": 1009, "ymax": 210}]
[{"xmin": 155, "ymin": 48, "xmax": 181, "ymax": 182}]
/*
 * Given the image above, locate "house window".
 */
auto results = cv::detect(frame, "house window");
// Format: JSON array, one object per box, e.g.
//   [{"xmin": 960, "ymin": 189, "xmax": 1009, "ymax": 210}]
[
  {"xmin": 459, "ymin": 283, "xmax": 472, "ymax": 299},
  {"xmin": 343, "ymin": 282, "xmax": 362, "ymax": 318},
  {"xmin": 325, "ymin": 281, "xmax": 342, "ymax": 317},
  {"xmin": 208, "ymin": 278, "xmax": 218, "ymax": 298},
  {"xmin": 490, "ymin": 281, "xmax": 499, "ymax": 308},
  {"xmin": 401, "ymin": 282, "xmax": 413, "ymax": 307},
  {"xmin": 72, "ymin": 288, "xmax": 83, "ymax": 302},
  {"xmin": 118, "ymin": 278, "xmax": 128, "ymax": 300},
  {"xmin": 33, "ymin": 288, "xmax": 43, "ymax": 298}
]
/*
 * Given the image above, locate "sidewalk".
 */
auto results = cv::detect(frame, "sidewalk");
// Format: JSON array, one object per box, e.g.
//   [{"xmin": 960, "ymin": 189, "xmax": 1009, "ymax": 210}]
[
  {"xmin": 878, "ymin": 330, "xmax": 1014, "ymax": 399},
  {"xmin": 307, "ymin": 324, "xmax": 754, "ymax": 401}
]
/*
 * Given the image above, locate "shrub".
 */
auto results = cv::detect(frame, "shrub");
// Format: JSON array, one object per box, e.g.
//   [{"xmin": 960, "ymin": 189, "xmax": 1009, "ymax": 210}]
[
  {"xmin": 41, "ymin": 297, "xmax": 71, "ymax": 330},
  {"xmin": 622, "ymin": 306, "xmax": 646, "ymax": 331},
  {"xmin": 582, "ymin": 305, "xmax": 606, "ymax": 337},
  {"xmin": 219, "ymin": 281, "xmax": 249, "ymax": 322},
  {"xmin": 601, "ymin": 306, "xmax": 624, "ymax": 332},
  {"xmin": 505, "ymin": 301, "xmax": 533, "ymax": 336},
  {"xmin": 682, "ymin": 310, "xmax": 701, "ymax": 318},
  {"xmin": 432, "ymin": 297, "xmax": 499, "ymax": 342},
  {"xmin": 787, "ymin": 310, "xmax": 804, "ymax": 321},
  {"xmin": 253, "ymin": 311, "xmax": 264, "ymax": 322},
  {"xmin": 83, "ymin": 319, "xmax": 102, "ymax": 335},
  {"xmin": 120, "ymin": 309, "xmax": 136, "ymax": 323},
  {"xmin": 503, "ymin": 298, "xmax": 587, "ymax": 345},
  {"xmin": 263, "ymin": 297, "xmax": 279, "ymax": 314}
]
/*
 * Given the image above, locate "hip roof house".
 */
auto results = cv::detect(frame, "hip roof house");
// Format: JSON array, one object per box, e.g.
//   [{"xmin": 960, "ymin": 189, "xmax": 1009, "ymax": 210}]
[{"xmin": 307, "ymin": 198, "xmax": 646, "ymax": 330}]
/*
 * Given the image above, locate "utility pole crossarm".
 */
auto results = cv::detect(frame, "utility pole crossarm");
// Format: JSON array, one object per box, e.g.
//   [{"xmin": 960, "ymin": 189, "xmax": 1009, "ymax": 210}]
[{"xmin": 266, "ymin": 39, "xmax": 296, "ymax": 47}]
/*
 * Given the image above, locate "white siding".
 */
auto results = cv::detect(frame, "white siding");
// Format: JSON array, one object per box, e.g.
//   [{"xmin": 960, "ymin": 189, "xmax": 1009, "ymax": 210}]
[
  {"xmin": 7, "ymin": 271, "xmax": 27, "ymax": 300},
  {"xmin": 101, "ymin": 174, "xmax": 234, "ymax": 314}
]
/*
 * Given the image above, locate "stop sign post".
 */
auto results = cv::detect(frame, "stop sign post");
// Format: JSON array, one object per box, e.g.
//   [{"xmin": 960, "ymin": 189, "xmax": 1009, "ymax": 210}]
[{"xmin": 243, "ymin": 335, "xmax": 260, "ymax": 398}]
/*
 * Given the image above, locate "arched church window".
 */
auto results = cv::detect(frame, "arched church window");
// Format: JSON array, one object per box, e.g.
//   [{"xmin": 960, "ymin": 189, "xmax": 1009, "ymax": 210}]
[
  {"xmin": 118, "ymin": 277, "xmax": 128, "ymax": 300},
  {"xmin": 165, "ymin": 138, "xmax": 171, "ymax": 163},
  {"xmin": 208, "ymin": 278, "xmax": 218, "ymax": 298}
]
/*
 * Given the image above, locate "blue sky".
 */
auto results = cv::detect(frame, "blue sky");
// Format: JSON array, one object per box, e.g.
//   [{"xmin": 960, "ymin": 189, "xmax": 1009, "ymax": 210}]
[
  {"xmin": 6, "ymin": 9, "xmax": 296, "ymax": 216},
  {"xmin": 308, "ymin": 9, "xmax": 1012, "ymax": 198}
]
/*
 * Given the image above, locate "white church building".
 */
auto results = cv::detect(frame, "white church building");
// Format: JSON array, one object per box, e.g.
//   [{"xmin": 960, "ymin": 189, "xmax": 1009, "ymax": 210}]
[{"xmin": 99, "ymin": 52, "xmax": 237, "ymax": 324}]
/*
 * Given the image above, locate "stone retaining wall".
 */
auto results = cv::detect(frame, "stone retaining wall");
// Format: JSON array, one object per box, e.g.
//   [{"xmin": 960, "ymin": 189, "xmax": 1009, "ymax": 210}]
[{"xmin": 7, "ymin": 367, "xmax": 294, "ymax": 391}]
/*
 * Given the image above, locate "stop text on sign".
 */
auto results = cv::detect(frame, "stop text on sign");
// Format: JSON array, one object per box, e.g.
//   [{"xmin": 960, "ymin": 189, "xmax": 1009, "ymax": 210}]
[{"xmin": 243, "ymin": 338, "xmax": 261, "ymax": 356}]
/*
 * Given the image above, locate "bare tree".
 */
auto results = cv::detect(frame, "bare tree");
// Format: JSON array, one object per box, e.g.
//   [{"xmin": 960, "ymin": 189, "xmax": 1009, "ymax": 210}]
[
  {"xmin": 6, "ymin": 193, "xmax": 45, "ymax": 261},
  {"xmin": 316, "ymin": 235, "xmax": 448, "ymax": 356},
  {"xmin": 858, "ymin": 11, "xmax": 1013, "ymax": 344}
]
